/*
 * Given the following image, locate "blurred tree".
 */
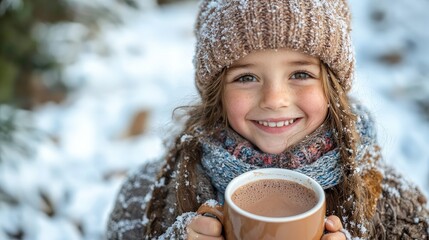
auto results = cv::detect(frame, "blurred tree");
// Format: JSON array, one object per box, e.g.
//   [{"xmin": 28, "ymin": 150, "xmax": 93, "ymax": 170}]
[
  {"xmin": 0, "ymin": 0, "xmax": 141, "ymax": 109},
  {"xmin": 0, "ymin": 0, "xmax": 73, "ymax": 109},
  {"xmin": 0, "ymin": 0, "xmax": 140, "ymax": 237},
  {"xmin": 0, "ymin": 0, "xmax": 141, "ymax": 163},
  {"xmin": 0, "ymin": 0, "xmax": 77, "ymax": 166}
]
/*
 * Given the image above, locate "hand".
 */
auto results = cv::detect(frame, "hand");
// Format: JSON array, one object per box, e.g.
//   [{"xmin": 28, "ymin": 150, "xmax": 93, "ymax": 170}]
[
  {"xmin": 187, "ymin": 215, "xmax": 224, "ymax": 240},
  {"xmin": 321, "ymin": 215, "xmax": 346, "ymax": 240}
]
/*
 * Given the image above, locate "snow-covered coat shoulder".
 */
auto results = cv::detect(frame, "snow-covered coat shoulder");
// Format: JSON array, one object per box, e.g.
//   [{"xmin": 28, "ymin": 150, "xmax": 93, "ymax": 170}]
[
  {"xmin": 106, "ymin": 155, "xmax": 216, "ymax": 240},
  {"xmin": 106, "ymin": 160, "xmax": 162, "ymax": 239},
  {"xmin": 374, "ymin": 163, "xmax": 428, "ymax": 239}
]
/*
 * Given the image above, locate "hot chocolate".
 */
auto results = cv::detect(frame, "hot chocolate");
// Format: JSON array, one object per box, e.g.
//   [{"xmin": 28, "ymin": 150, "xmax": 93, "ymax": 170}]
[{"xmin": 231, "ymin": 179, "xmax": 318, "ymax": 217}]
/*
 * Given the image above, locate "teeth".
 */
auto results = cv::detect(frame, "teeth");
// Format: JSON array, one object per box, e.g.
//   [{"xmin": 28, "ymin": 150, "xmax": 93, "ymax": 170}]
[{"xmin": 257, "ymin": 119, "xmax": 295, "ymax": 128}]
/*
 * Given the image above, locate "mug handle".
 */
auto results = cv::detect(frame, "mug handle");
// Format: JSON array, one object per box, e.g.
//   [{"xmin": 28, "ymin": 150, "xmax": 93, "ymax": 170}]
[{"xmin": 197, "ymin": 203, "xmax": 225, "ymax": 224}]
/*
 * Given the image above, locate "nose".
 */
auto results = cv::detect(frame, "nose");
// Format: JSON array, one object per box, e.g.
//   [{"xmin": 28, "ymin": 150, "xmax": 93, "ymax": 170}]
[{"xmin": 259, "ymin": 81, "xmax": 291, "ymax": 110}]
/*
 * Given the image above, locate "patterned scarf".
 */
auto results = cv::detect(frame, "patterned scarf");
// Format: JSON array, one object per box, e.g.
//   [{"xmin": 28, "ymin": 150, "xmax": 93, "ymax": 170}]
[
  {"xmin": 220, "ymin": 124, "xmax": 335, "ymax": 169},
  {"xmin": 200, "ymin": 103, "xmax": 377, "ymax": 202}
]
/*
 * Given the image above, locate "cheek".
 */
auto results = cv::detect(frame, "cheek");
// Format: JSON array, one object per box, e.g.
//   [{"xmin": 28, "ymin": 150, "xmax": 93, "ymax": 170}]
[
  {"xmin": 298, "ymin": 87, "xmax": 328, "ymax": 119},
  {"xmin": 223, "ymin": 92, "xmax": 251, "ymax": 123}
]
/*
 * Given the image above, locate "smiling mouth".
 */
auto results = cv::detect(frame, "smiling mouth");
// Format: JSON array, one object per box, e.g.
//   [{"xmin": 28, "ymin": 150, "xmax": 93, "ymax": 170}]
[{"xmin": 257, "ymin": 118, "xmax": 296, "ymax": 128}]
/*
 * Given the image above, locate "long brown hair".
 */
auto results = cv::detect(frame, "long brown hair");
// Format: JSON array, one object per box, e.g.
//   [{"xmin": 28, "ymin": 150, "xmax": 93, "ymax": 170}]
[
  {"xmin": 321, "ymin": 63, "xmax": 377, "ymax": 237},
  {"xmin": 145, "ymin": 62, "xmax": 377, "ymax": 238},
  {"xmin": 144, "ymin": 70, "xmax": 227, "ymax": 237}
]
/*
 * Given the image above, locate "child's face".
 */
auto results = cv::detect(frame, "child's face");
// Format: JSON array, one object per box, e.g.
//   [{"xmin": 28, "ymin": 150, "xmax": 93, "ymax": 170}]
[{"xmin": 223, "ymin": 48, "xmax": 328, "ymax": 154}]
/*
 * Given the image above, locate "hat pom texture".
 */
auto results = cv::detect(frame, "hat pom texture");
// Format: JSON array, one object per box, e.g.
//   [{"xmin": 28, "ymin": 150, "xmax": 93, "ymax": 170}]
[{"xmin": 194, "ymin": 0, "xmax": 355, "ymax": 94}]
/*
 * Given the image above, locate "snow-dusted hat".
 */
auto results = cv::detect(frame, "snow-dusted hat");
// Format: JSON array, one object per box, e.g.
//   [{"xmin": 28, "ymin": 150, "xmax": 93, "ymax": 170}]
[{"xmin": 194, "ymin": 0, "xmax": 355, "ymax": 95}]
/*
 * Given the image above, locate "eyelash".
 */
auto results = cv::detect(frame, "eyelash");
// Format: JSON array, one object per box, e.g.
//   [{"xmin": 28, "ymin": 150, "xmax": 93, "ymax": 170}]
[
  {"xmin": 234, "ymin": 73, "xmax": 257, "ymax": 83},
  {"xmin": 290, "ymin": 71, "xmax": 315, "ymax": 80},
  {"xmin": 233, "ymin": 70, "xmax": 315, "ymax": 83}
]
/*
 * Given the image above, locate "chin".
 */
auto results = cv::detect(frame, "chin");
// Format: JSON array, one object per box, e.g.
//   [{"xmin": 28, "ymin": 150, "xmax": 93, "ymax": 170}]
[{"xmin": 259, "ymin": 145, "xmax": 288, "ymax": 154}]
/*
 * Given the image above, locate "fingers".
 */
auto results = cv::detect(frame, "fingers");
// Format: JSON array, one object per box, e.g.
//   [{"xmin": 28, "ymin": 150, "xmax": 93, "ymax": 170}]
[
  {"xmin": 323, "ymin": 215, "xmax": 346, "ymax": 240},
  {"xmin": 187, "ymin": 228, "xmax": 224, "ymax": 240},
  {"xmin": 325, "ymin": 215, "xmax": 343, "ymax": 232},
  {"xmin": 187, "ymin": 215, "xmax": 223, "ymax": 240},
  {"xmin": 321, "ymin": 232, "xmax": 346, "ymax": 240}
]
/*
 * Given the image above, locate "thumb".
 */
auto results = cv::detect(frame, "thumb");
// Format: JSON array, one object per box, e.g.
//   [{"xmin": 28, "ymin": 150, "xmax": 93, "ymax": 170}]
[{"xmin": 325, "ymin": 215, "xmax": 343, "ymax": 232}]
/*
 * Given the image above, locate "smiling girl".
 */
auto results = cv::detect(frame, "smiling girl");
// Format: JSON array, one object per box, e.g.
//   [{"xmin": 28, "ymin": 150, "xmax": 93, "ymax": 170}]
[
  {"xmin": 223, "ymin": 49, "xmax": 328, "ymax": 154},
  {"xmin": 107, "ymin": 0, "xmax": 429, "ymax": 239}
]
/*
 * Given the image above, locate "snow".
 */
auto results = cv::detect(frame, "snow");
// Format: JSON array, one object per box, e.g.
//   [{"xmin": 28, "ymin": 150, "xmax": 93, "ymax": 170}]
[
  {"xmin": 0, "ymin": 0, "xmax": 428, "ymax": 239},
  {"xmin": 204, "ymin": 199, "xmax": 219, "ymax": 208}
]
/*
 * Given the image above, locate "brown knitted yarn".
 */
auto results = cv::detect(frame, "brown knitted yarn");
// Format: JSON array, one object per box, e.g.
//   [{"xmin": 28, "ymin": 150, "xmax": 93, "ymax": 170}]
[{"xmin": 194, "ymin": 0, "xmax": 355, "ymax": 95}]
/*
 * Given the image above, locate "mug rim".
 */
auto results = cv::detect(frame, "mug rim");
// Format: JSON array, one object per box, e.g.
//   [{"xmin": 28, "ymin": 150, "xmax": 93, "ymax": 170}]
[{"xmin": 224, "ymin": 168, "xmax": 325, "ymax": 223}]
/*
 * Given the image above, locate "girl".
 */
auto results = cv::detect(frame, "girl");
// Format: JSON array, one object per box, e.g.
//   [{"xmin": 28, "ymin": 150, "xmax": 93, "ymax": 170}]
[{"xmin": 107, "ymin": 0, "xmax": 429, "ymax": 239}]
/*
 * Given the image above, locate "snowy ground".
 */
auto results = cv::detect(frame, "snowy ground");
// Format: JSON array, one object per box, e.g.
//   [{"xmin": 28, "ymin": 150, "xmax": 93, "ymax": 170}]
[{"xmin": 0, "ymin": 0, "xmax": 428, "ymax": 239}]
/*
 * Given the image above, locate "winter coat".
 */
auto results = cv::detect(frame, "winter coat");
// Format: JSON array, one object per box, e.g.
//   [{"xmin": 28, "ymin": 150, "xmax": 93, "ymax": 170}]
[{"xmin": 106, "ymin": 156, "xmax": 429, "ymax": 239}]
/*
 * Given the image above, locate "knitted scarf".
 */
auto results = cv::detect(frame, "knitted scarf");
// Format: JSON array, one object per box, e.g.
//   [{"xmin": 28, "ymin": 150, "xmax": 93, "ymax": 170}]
[{"xmin": 201, "ymin": 104, "xmax": 377, "ymax": 202}]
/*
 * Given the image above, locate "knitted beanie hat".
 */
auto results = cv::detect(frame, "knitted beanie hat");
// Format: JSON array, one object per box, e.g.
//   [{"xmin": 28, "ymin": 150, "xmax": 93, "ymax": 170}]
[{"xmin": 194, "ymin": 0, "xmax": 355, "ymax": 95}]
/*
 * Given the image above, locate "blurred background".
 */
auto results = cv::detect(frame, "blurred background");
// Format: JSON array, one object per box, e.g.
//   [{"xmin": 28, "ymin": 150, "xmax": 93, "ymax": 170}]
[{"xmin": 0, "ymin": 0, "xmax": 428, "ymax": 239}]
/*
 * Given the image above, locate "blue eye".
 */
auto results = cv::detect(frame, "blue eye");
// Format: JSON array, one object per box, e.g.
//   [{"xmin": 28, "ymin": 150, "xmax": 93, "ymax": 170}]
[
  {"xmin": 235, "ymin": 74, "xmax": 257, "ymax": 83},
  {"xmin": 291, "ymin": 72, "xmax": 312, "ymax": 80}
]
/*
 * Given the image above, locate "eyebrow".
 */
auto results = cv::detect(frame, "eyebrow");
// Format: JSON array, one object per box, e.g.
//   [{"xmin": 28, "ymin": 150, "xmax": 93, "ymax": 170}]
[
  {"xmin": 287, "ymin": 60, "xmax": 320, "ymax": 66},
  {"xmin": 227, "ymin": 59, "xmax": 319, "ymax": 72},
  {"xmin": 227, "ymin": 63, "xmax": 255, "ymax": 72}
]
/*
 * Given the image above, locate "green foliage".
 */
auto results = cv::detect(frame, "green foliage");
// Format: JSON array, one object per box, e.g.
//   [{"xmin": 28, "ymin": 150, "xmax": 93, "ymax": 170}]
[
  {"xmin": 0, "ymin": 0, "xmax": 139, "ymax": 163},
  {"xmin": 0, "ymin": 0, "xmax": 68, "ymax": 107},
  {"xmin": 0, "ymin": 0, "xmax": 139, "ymax": 107},
  {"xmin": 0, "ymin": 57, "xmax": 17, "ymax": 102},
  {"xmin": 0, "ymin": 106, "xmax": 33, "ymax": 164}
]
